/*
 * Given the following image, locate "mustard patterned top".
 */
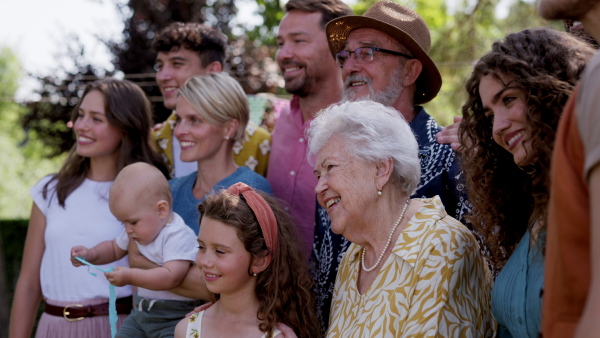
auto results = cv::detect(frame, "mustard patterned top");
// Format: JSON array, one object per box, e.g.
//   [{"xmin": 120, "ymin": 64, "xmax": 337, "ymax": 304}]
[{"xmin": 327, "ymin": 196, "xmax": 496, "ymax": 337}]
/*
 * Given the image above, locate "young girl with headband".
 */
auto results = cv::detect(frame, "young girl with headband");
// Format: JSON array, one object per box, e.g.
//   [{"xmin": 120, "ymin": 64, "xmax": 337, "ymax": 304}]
[{"xmin": 174, "ymin": 182, "xmax": 320, "ymax": 338}]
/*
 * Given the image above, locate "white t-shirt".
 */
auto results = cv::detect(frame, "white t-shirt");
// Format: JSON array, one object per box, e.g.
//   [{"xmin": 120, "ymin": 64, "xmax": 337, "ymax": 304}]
[
  {"xmin": 31, "ymin": 175, "xmax": 132, "ymax": 301},
  {"xmin": 116, "ymin": 212, "xmax": 197, "ymax": 300}
]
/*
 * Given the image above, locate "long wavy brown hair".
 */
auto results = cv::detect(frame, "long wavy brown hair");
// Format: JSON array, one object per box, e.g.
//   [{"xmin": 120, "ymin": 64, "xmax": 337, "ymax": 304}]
[
  {"xmin": 43, "ymin": 78, "xmax": 168, "ymax": 206},
  {"xmin": 459, "ymin": 28, "xmax": 595, "ymax": 274},
  {"xmin": 199, "ymin": 189, "xmax": 321, "ymax": 337}
]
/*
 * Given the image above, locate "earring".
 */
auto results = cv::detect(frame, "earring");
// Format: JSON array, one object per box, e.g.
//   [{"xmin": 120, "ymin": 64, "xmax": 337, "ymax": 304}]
[
  {"xmin": 252, "ymin": 273, "xmax": 257, "ymax": 277},
  {"xmin": 377, "ymin": 190, "xmax": 382, "ymax": 196},
  {"xmin": 224, "ymin": 136, "xmax": 230, "ymax": 140}
]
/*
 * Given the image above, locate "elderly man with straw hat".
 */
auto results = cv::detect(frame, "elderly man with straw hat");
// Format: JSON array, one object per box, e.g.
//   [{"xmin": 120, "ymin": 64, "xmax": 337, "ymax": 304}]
[{"xmin": 310, "ymin": 0, "xmax": 475, "ymax": 332}]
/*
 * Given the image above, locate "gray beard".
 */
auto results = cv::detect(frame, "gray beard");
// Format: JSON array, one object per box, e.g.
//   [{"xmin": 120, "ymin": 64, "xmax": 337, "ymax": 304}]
[{"xmin": 342, "ymin": 68, "xmax": 403, "ymax": 107}]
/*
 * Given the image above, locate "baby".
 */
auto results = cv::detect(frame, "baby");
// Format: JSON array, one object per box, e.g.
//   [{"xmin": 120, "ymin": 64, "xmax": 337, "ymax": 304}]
[{"xmin": 71, "ymin": 162, "xmax": 199, "ymax": 338}]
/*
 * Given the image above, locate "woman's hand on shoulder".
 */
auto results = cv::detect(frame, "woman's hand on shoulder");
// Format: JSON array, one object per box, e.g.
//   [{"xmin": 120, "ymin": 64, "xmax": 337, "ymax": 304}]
[
  {"xmin": 435, "ymin": 116, "xmax": 463, "ymax": 152},
  {"xmin": 276, "ymin": 323, "xmax": 298, "ymax": 338}
]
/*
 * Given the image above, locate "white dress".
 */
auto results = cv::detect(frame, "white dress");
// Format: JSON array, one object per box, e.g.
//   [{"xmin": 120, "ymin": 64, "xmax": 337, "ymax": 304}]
[{"xmin": 185, "ymin": 310, "xmax": 282, "ymax": 338}]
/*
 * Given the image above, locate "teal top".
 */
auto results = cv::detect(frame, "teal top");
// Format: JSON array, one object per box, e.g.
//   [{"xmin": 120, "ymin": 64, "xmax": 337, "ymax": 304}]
[
  {"xmin": 169, "ymin": 166, "xmax": 272, "ymax": 234},
  {"xmin": 491, "ymin": 230, "xmax": 545, "ymax": 337}
]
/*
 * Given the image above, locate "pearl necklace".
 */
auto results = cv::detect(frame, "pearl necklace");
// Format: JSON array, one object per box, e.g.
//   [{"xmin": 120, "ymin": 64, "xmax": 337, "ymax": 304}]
[{"xmin": 361, "ymin": 199, "xmax": 410, "ymax": 272}]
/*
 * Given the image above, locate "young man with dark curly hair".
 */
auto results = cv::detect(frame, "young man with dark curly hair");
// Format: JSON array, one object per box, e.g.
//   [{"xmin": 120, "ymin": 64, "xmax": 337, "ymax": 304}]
[{"xmin": 152, "ymin": 22, "xmax": 272, "ymax": 178}]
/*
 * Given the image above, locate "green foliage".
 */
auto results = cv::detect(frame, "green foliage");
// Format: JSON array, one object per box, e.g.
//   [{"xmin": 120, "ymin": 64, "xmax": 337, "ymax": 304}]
[
  {"xmin": 0, "ymin": 219, "xmax": 43, "ymax": 336},
  {"xmin": 421, "ymin": 0, "xmax": 558, "ymax": 126},
  {"xmin": 0, "ymin": 47, "xmax": 63, "ymax": 219},
  {"xmin": 247, "ymin": 0, "xmax": 283, "ymax": 43},
  {"xmin": 0, "ymin": 47, "xmax": 19, "ymax": 100},
  {"xmin": 1, "ymin": 219, "xmax": 29, "ymax": 291},
  {"xmin": 423, "ymin": 0, "xmax": 504, "ymax": 125}
]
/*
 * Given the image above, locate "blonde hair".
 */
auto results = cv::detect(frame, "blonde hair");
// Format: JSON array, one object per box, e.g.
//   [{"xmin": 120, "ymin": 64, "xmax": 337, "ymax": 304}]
[{"xmin": 178, "ymin": 73, "xmax": 249, "ymax": 142}]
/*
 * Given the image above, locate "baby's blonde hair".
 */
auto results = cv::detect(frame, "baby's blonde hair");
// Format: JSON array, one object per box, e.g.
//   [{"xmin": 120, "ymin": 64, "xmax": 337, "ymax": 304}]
[{"xmin": 110, "ymin": 162, "xmax": 172, "ymax": 209}]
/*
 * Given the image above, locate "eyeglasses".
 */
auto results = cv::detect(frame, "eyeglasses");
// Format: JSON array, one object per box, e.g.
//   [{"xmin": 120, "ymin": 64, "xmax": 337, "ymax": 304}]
[{"xmin": 335, "ymin": 47, "xmax": 414, "ymax": 67}]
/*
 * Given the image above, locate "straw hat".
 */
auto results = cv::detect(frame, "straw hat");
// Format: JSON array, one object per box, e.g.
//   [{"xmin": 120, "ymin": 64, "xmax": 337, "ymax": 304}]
[{"xmin": 326, "ymin": 0, "xmax": 442, "ymax": 104}]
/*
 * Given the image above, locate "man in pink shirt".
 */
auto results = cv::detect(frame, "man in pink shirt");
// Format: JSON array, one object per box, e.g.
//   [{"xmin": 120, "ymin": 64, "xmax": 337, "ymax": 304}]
[{"xmin": 268, "ymin": 0, "xmax": 352, "ymax": 257}]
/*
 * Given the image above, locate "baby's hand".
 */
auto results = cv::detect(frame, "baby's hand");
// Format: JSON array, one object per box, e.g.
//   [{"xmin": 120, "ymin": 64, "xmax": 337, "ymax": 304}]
[
  {"xmin": 71, "ymin": 246, "xmax": 90, "ymax": 267},
  {"xmin": 105, "ymin": 266, "xmax": 132, "ymax": 286}
]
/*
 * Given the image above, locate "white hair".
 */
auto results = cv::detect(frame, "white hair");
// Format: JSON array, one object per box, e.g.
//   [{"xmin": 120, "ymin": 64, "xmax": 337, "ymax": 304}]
[{"xmin": 307, "ymin": 100, "xmax": 420, "ymax": 195}]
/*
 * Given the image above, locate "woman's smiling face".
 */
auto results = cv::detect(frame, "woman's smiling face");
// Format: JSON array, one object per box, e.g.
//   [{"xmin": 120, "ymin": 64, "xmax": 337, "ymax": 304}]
[
  {"xmin": 314, "ymin": 134, "xmax": 378, "ymax": 240},
  {"xmin": 479, "ymin": 73, "xmax": 532, "ymax": 166}
]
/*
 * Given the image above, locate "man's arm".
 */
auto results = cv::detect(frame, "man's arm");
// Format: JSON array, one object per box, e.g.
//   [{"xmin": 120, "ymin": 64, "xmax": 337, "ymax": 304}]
[{"xmin": 575, "ymin": 165, "xmax": 600, "ymax": 337}]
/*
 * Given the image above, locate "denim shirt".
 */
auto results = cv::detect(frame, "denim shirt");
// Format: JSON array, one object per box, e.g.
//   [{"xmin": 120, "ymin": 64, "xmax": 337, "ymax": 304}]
[{"xmin": 169, "ymin": 167, "xmax": 273, "ymax": 234}]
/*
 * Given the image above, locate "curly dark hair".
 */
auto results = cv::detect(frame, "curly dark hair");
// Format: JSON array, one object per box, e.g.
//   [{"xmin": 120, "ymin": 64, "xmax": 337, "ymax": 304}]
[
  {"xmin": 459, "ymin": 28, "xmax": 595, "ymax": 274},
  {"xmin": 198, "ymin": 189, "xmax": 321, "ymax": 337},
  {"xmin": 151, "ymin": 22, "xmax": 227, "ymax": 68}
]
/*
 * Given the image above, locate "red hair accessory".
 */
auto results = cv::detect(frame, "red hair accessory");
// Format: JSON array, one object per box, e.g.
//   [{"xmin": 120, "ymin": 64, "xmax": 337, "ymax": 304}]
[{"xmin": 227, "ymin": 183, "xmax": 278, "ymax": 252}]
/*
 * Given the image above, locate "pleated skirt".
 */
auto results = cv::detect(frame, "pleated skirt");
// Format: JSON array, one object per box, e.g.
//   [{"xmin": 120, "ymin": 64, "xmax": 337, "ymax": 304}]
[{"xmin": 35, "ymin": 298, "xmax": 130, "ymax": 338}]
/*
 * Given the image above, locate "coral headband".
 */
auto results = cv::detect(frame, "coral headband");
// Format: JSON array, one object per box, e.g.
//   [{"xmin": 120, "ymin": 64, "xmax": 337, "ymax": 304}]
[{"xmin": 227, "ymin": 183, "xmax": 278, "ymax": 253}]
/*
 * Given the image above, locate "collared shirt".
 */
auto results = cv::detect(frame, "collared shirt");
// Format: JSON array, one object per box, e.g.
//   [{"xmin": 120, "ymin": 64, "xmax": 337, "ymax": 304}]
[
  {"xmin": 267, "ymin": 96, "xmax": 317, "ymax": 257},
  {"xmin": 492, "ymin": 230, "xmax": 544, "ymax": 337},
  {"xmin": 409, "ymin": 107, "xmax": 471, "ymax": 221},
  {"xmin": 311, "ymin": 107, "xmax": 473, "ymax": 332},
  {"xmin": 327, "ymin": 197, "xmax": 494, "ymax": 337}
]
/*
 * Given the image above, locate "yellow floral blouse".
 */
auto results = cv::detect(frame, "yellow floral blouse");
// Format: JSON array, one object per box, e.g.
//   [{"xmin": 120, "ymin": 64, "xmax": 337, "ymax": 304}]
[{"xmin": 327, "ymin": 196, "xmax": 496, "ymax": 337}]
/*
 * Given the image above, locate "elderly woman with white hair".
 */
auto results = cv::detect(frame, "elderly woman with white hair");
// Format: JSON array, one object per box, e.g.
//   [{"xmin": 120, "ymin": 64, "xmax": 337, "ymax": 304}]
[{"xmin": 308, "ymin": 100, "xmax": 495, "ymax": 337}]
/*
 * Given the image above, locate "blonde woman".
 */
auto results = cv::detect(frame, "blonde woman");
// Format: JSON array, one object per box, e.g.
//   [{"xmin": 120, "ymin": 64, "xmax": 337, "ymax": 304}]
[{"xmin": 168, "ymin": 73, "xmax": 272, "ymax": 232}]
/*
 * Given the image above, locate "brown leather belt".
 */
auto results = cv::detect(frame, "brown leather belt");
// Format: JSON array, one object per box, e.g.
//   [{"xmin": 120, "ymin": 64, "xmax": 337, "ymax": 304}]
[{"xmin": 44, "ymin": 296, "xmax": 133, "ymax": 321}]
